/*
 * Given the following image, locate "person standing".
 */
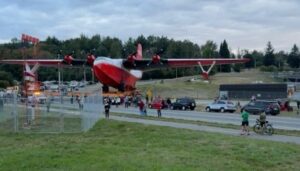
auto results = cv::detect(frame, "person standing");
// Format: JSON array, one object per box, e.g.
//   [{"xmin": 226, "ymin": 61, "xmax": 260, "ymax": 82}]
[
  {"xmin": 157, "ymin": 100, "xmax": 162, "ymax": 118},
  {"xmin": 70, "ymin": 95, "xmax": 74, "ymax": 104},
  {"xmin": 104, "ymin": 98, "xmax": 110, "ymax": 118},
  {"xmin": 166, "ymin": 98, "xmax": 171, "ymax": 109},
  {"xmin": 297, "ymin": 101, "xmax": 300, "ymax": 115},
  {"xmin": 145, "ymin": 94, "xmax": 149, "ymax": 105},
  {"xmin": 241, "ymin": 110, "xmax": 250, "ymax": 135},
  {"xmin": 80, "ymin": 96, "xmax": 84, "ymax": 110},
  {"xmin": 259, "ymin": 112, "xmax": 266, "ymax": 128},
  {"xmin": 46, "ymin": 96, "xmax": 51, "ymax": 112},
  {"xmin": 124, "ymin": 96, "xmax": 129, "ymax": 108},
  {"xmin": 138, "ymin": 99, "xmax": 145, "ymax": 116}
]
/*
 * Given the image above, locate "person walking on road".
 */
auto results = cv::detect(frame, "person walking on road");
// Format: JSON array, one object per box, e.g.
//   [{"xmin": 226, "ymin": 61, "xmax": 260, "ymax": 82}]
[
  {"xmin": 157, "ymin": 102, "xmax": 162, "ymax": 118},
  {"xmin": 46, "ymin": 96, "xmax": 51, "ymax": 112},
  {"xmin": 241, "ymin": 110, "xmax": 250, "ymax": 135},
  {"xmin": 138, "ymin": 99, "xmax": 145, "ymax": 116},
  {"xmin": 104, "ymin": 98, "xmax": 110, "ymax": 118}
]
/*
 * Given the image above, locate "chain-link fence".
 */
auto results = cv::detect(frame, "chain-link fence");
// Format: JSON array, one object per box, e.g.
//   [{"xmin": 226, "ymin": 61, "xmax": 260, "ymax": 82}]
[{"xmin": 0, "ymin": 93, "xmax": 103, "ymax": 133}]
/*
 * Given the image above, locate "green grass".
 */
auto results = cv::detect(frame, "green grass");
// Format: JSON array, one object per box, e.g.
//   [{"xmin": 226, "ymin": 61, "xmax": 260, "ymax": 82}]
[
  {"xmin": 1, "ymin": 119, "xmax": 300, "ymax": 171},
  {"xmin": 138, "ymin": 80, "xmax": 219, "ymax": 99},
  {"xmin": 137, "ymin": 69, "xmax": 281, "ymax": 99},
  {"xmin": 0, "ymin": 111, "xmax": 82, "ymax": 133}
]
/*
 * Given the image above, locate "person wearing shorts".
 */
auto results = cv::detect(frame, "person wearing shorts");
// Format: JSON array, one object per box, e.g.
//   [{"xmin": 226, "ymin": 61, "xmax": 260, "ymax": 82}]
[{"xmin": 241, "ymin": 110, "xmax": 250, "ymax": 135}]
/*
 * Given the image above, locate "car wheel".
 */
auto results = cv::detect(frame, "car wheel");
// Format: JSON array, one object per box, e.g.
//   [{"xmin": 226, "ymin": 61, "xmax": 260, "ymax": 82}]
[
  {"xmin": 220, "ymin": 108, "xmax": 225, "ymax": 113},
  {"xmin": 170, "ymin": 106, "xmax": 174, "ymax": 110},
  {"xmin": 206, "ymin": 107, "xmax": 210, "ymax": 112},
  {"xmin": 182, "ymin": 106, "xmax": 186, "ymax": 110}
]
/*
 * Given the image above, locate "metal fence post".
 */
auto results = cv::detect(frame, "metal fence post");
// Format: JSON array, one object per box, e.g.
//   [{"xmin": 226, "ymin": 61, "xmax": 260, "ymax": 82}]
[{"xmin": 13, "ymin": 93, "xmax": 18, "ymax": 132}]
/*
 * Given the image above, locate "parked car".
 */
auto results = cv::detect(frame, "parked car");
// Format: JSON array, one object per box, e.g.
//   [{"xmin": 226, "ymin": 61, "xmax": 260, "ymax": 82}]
[
  {"xmin": 241, "ymin": 100, "xmax": 280, "ymax": 115},
  {"xmin": 148, "ymin": 99, "xmax": 168, "ymax": 109},
  {"xmin": 170, "ymin": 97, "xmax": 196, "ymax": 110},
  {"xmin": 205, "ymin": 100, "xmax": 236, "ymax": 113}
]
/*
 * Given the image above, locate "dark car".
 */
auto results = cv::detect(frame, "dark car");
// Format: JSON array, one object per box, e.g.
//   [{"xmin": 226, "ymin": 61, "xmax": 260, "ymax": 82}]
[
  {"xmin": 171, "ymin": 97, "xmax": 196, "ymax": 110},
  {"xmin": 241, "ymin": 100, "xmax": 280, "ymax": 115}
]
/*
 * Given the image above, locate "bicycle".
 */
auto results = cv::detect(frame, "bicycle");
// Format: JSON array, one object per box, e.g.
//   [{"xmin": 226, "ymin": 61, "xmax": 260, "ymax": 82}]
[{"xmin": 253, "ymin": 119, "xmax": 274, "ymax": 135}]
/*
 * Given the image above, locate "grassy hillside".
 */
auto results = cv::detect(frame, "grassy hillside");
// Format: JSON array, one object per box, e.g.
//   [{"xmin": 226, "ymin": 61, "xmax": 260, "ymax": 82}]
[
  {"xmin": 137, "ymin": 69, "xmax": 281, "ymax": 99},
  {"xmin": 0, "ymin": 119, "xmax": 299, "ymax": 171}
]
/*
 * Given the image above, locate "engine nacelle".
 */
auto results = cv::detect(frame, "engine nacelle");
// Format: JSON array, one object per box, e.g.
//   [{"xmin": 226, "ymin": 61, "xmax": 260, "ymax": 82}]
[
  {"xmin": 127, "ymin": 54, "xmax": 137, "ymax": 64},
  {"xmin": 64, "ymin": 55, "xmax": 74, "ymax": 64},
  {"xmin": 152, "ymin": 54, "xmax": 161, "ymax": 64},
  {"xmin": 87, "ymin": 54, "xmax": 95, "ymax": 66}
]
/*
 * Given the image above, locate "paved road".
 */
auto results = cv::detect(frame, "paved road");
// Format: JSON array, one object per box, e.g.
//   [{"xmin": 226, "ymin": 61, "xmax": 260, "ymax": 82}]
[
  {"xmin": 110, "ymin": 106, "xmax": 300, "ymax": 131},
  {"xmin": 111, "ymin": 115, "xmax": 300, "ymax": 145},
  {"xmin": 20, "ymin": 102, "xmax": 300, "ymax": 131}
]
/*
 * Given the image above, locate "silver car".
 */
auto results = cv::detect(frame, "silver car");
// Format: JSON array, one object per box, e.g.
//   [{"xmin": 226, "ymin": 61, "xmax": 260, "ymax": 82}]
[{"xmin": 205, "ymin": 100, "xmax": 237, "ymax": 113}]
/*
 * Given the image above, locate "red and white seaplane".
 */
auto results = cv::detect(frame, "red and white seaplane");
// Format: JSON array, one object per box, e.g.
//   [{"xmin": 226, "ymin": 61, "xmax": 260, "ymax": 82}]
[{"xmin": 0, "ymin": 43, "xmax": 249, "ymax": 92}]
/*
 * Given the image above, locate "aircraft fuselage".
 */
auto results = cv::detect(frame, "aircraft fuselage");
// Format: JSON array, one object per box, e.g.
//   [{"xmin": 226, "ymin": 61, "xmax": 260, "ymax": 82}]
[{"xmin": 93, "ymin": 57, "xmax": 142, "ymax": 91}]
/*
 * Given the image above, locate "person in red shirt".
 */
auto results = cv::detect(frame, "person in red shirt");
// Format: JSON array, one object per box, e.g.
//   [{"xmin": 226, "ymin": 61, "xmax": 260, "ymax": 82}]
[{"xmin": 138, "ymin": 99, "xmax": 145, "ymax": 115}]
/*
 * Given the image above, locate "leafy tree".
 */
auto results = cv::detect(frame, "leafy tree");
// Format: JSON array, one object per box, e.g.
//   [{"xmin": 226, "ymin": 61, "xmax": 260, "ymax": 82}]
[
  {"xmin": 251, "ymin": 50, "xmax": 264, "ymax": 67},
  {"xmin": 263, "ymin": 41, "xmax": 276, "ymax": 66},
  {"xmin": 243, "ymin": 52, "xmax": 255, "ymax": 68},
  {"xmin": 0, "ymin": 80, "xmax": 9, "ymax": 88},
  {"xmin": 275, "ymin": 51, "xmax": 287, "ymax": 70},
  {"xmin": 200, "ymin": 40, "xmax": 218, "ymax": 58},
  {"xmin": 0, "ymin": 71, "xmax": 14, "ymax": 88},
  {"xmin": 287, "ymin": 44, "xmax": 300, "ymax": 68},
  {"xmin": 123, "ymin": 38, "xmax": 136, "ymax": 58}
]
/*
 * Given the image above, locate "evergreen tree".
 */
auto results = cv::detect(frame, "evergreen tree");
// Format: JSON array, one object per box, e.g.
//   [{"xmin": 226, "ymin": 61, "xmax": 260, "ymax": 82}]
[
  {"xmin": 219, "ymin": 40, "xmax": 231, "ymax": 72},
  {"xmin": 287, "ymin": 44, "xmax": 300, "ymax": 68},
  {"xmin": 263, "ymin": 41, "xmax": 276, "ymax": 66}
]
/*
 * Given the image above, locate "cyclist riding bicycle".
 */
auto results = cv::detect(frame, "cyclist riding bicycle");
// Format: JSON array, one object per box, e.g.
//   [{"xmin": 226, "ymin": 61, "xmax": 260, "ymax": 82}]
[{"xmin": 258, "ymin": 112, "xmax": 266, "ymax": 127}]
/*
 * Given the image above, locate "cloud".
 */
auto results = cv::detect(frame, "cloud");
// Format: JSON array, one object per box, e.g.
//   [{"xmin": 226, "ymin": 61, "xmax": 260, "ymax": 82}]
[{"xmin": 0, "ymin": 0, "xmax": 300, "ymax": 52}]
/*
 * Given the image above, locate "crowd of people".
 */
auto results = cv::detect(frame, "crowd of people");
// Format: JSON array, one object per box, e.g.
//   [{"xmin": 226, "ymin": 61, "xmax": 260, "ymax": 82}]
[{"xmin": 102, "ymin": 94, "xmax": 172, "ymax": 118}]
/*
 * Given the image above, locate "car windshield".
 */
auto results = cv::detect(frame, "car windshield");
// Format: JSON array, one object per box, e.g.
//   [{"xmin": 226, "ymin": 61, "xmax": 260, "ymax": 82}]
[{"xmin": 177, "ymin": 99, "xmax": 184, "ymax": 103}]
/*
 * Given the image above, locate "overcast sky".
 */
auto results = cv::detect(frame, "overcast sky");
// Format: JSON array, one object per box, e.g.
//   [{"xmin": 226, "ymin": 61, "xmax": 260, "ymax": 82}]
[{"xmin": 1, "ymin": 0, "xmax": 300, "ymax": 53}]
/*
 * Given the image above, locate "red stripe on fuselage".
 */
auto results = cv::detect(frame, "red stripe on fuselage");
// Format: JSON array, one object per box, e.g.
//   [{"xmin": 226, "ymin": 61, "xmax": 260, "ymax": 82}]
[{"xmin": 93, "ymin": 63, "xmax": 139, "ymax": 90}]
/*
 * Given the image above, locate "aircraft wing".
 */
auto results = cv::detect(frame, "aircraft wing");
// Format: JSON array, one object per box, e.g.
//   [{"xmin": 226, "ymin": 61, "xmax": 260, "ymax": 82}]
[
  {"xmin": 0, "ymin": 59, "xmax": 89, "ymax": 67},
  {"xmin": 123, "ymin": 58, "xmax": 250, "ymax": 71}
]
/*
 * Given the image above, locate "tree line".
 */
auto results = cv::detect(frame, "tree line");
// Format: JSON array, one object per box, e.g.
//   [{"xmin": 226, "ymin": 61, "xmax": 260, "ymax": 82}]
[{"xmin": 0, "ymin": 34, "xmax": 299, "ymax": 88}]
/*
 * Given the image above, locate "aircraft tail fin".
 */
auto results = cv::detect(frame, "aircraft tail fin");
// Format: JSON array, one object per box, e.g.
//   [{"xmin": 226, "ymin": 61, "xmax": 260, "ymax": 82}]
[{"xmin": 136, "ymin": 43, "xmax": 142, "ymax": 60}]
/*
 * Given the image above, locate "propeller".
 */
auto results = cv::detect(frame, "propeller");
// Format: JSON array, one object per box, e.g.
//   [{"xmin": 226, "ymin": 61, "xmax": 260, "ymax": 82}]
[
  {"xmin": 147, "ymin": 48, "xmax": 164, "ymax": 66},
  {"xmin": 86, "ymin": 49, "xmax": 96, "ymax": 66},
  {"xmin": 63, "ymin": 51, "xmax": 74, "ymax": 65},
  {"xmin": 127, "ymin": 52, "xmax": 137, "ymax": 67}
]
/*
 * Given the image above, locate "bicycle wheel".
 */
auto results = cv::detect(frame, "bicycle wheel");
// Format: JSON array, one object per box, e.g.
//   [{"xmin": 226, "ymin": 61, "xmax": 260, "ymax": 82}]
[
  {"xmin": 265, "ymin": 124, "xmax": 274, "ymax": 135},
  {"xmin": 253, "ymin": 124, "xmax": 261, "ymax": 133}
]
